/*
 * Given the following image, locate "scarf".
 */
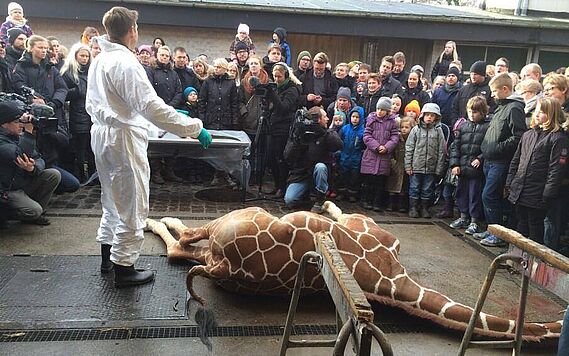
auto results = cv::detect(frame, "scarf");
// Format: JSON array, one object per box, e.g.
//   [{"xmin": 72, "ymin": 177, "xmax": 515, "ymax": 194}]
[
  {"xmin": 242, "ymin": 68, "xmax": 269, "ymax": 95},
  {"xmin": 277, "ymin": 77, "xmax": 290, "ymax": 89},
  {"xmin": 444, "ymin": 82, "xmax": 460, "ymax": 93},
  {"xmin": 6, "ymin": 16, "xmax": 27, "ymax": 27}
]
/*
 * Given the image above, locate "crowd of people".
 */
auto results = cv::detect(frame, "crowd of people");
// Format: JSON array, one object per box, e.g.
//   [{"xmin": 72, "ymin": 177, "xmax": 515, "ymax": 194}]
[{"xmin": 0, "ymin": 2, "xmax": 568, "ymax": 258}]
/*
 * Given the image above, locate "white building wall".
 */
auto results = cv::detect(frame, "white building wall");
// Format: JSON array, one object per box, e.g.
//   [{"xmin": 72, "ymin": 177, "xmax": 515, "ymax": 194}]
[{"xmin": 485, "ymin": 0, "xmax": 569, "ymax": 13}]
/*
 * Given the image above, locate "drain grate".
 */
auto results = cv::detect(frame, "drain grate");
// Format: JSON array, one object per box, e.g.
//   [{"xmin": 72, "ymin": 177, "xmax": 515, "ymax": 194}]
[{"xmin": 0, "ymin": 323, "xmax": 427, "ymax": 343}]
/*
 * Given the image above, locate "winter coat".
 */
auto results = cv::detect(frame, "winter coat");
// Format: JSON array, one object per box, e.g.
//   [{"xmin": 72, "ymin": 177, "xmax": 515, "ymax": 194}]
[
  {"xmin": 5, "ymin": 46, "xmax": 23, "ymax": 69},
  {"xmin": 449, "ymin": 116, "xmax": 490, "ymax": 178},
  {"xmin": 284, "ymin": 127, "xmax": 343, "ymax": 184},
  {"xmin": 198, "ymin": 73, "xmax": 239, "ymax": 130},
  {"xmin": 146, "ymin": 62, "xmax": 183, "ymax": 109},
  {"xmin": 400, "ymin": 84, "xmax": 430, "ymax": 116},
  {"xmin": 360, "ymin": 112, "xmax": 399, "ymax": 176},
  {"xmin": 405, "ymin": 118, "xmax": 446, "ymax": 176},
  {"xmin": 262, "ymin": 56, "xmax": 277, "ymax": 81},
  {"xmin": 182, "ymin": 102, "xmax": 199, "ymax": 119},
  {"xmin": 387, "ymin": 134, "xmax": 407, "ymax": 193},
  {"xmin": 174, "ymin": 66, "xmax": 201, "ymax": 93},
  {"xmin": 339, "ymin": 106, "xmax": 365, "ymax": 171},
  {"xmin": 299, "ymin": 68, "xmax": 339, "ymax": 111},
  {"xmin": 451, "ymin": 77, "xmax": 494, "ymax": 121},
  {"xmin": 238, "ymin": 83, "xmax": 264, "ymax": 135},
  {"xmin": 430, "ymin": 53, "xmax": 454, "ymax": 82},
  {"xmin": 392, "ymin": 70, "xmax": 409, "ymax": 88},
  {"xmin": 361, "ymin": 89, "xmax": 382, "ymax": 117},
  {"xmin": 481, "ymin": 95, "xmax": 527, "ymax": 163},
  {"xmin": 335, "ymin": 76, "xmax": 355, "ymax": 96},
  {"xmin": 272, "ymin": 28, "xmax": 291, "ymax": 66},
  {"xmin": 268, "ymin": 79, "xmax": 300, "ymax": 136},
  {"xmin": 523, "ymin": 93, "xmax": 542, "ymax": 128},
  {"xmin": 431, "ymin": 82, "xmax": 462, "ymax": 126},
  {"xmin": 0, "ymin": 20, "xmax": 33, "ymax": 44},
  {"xmin": 326, "ymin": 98, "xmax": 357, "ymax": 124},
  {"xmin": 0, "ymin": 128, "xmax": 44, "ymax": 191},
  {"xmin": 62, "ymin": 65, "xmax": 91, "ymax": 134},
  {"xmin": 378, "ymin": 75, "xmax": 403, "ymax": 99},
  {"xmin": 506, "ymin": 128, "xmax": 569, "ymax": 210},
  {"xmin": 0, "ymin": 57, "xmax": 13, "ymax": 93},
  {"xmin": 229, "ymin": 36, "xmax": 256, "ymax": 57}
]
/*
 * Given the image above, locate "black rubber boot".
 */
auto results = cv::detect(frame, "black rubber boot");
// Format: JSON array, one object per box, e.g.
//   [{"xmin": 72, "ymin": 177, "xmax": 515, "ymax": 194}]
[
  {"xmin": 408, "ymin": 198, "xmax": 420, "ymax": 218},
  {"xmin": 398, "ymin": 195, "xmax": 409, "ymax": 213},
  {"xmin": 421, "ymin": 199, "xmax": 432, "ymax": 219},
  {"xmin": 311, "ymin": 192, "xmax": 326, "ymax": 214},
  {"xmin": 100, "ymin": 244, "xmax": 113, "ymax": 274},
  {"xmin": 114, "ymin": 263, "xmax": 155, "ymax": 288}
]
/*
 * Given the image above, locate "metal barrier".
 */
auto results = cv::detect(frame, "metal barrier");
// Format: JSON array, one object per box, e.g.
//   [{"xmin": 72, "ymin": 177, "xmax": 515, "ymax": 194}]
[
  {"xmin": 458, "ymin": 224, "xmax": 569, "ymax": 356},
  {"xmin": 279, "ymin": 231, "xmax": 393, "ymax": 356}
]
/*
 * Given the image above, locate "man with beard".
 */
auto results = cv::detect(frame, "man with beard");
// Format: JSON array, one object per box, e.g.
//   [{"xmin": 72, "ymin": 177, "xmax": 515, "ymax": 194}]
[
  {"xmin": 5, "ymin": 27, "xmax": 26, "ymax": 68},
  {"xmin": 233, "ymin": 41, "xmax": 250, "ymax": 79},
  {"xmin": 172, "ymin": 47, "xmax": 200, "ymax": 92}
]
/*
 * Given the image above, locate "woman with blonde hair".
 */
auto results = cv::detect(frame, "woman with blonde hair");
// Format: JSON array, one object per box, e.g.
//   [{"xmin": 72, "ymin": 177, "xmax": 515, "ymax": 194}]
[
  {"xmin": 227, "ymin": 61, "xmax": 240, "ymax": 86},
  {"xmin": 515, "ymin": 79, "xmax": 543, "ymax": 127},
  {"xmin": 192, "ymin": 56, "xmax": 210, "ymax": 90},
  {"xmin": 61, "ymin": 42, "xmax": 94, "ymax": 182},
  {"xmin": 431, "ymin": 40, "xmax": 459, "ymax": 82},
  {"xmin": 543, "ymin": 73, "xmax": 569, "ymax": 112}
]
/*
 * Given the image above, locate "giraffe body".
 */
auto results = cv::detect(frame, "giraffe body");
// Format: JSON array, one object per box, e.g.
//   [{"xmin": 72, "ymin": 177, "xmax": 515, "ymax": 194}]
[{"xmin": 145, "ymin": 203, "xmax": 562, "ymax": 340}]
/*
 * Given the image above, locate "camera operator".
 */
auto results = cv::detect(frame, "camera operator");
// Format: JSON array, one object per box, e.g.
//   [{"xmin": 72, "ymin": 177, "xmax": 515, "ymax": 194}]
[
  {"xmin": 266, "ymin": 62, "xmax": 301, "ymax": 197},
  {"xmin": 0, "ymin": 101, "xmax": 61, "ymax": 226},
  {"xmin": 283, "ymin": 106, "xmax": 343, "ymax": 213},
  {"xmin": 12, "ymin": 35, "xmax": 78, "ymax": 193}
]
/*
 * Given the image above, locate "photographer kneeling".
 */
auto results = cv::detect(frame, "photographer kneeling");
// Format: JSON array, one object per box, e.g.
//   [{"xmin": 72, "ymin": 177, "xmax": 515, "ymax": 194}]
[
  {"xmin": 284, "ymin": 106, "xmax": 343, "ymax": 213},
  {"xmin": 0, "ymin": 101, "xmax": 61, "ymax": 226}
]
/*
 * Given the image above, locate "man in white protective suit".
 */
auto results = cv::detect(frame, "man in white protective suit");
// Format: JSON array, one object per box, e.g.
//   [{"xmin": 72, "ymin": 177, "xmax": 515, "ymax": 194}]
[{"xmin": 86, "ymin": 6, "xmax": 212, "ymax": 287}]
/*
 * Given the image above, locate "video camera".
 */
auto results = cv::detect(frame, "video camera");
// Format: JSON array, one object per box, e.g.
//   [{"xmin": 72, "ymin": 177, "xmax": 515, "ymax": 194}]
[
  {"xmin": 248, "ymin": 76, "xmax": 277, "ymax": 98},
  {"xmin": 290, "ymin": 107, "xmax": 324, "ymax": 143},
  {"xmin": 0, "ymin": 86, "xmax": 57, "ymax": 133}
]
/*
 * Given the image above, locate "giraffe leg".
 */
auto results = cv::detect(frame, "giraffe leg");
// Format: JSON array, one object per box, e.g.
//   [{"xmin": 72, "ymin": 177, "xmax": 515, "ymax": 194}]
[
  {"xmin": 160, "ymin": 217, "xmax": 189, "ymax": 237},
  {"xmin": 146, "ymin": 219, "xmax": 205, "ymax": 262}
]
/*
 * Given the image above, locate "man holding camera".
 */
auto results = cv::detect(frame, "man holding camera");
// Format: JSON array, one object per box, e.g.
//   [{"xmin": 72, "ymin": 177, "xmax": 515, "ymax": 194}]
[
  {"xmin": 283, "ymin": 106, "xmax": 343, "ymax": 213},
  {"xmin": 0, "ymin": 101, "xmax": 61, "ymax": 227}
]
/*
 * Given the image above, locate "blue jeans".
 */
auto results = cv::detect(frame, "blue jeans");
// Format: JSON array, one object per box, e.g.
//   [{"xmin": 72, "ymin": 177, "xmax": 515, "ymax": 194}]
[
  {"xmin": 559, "ymin": 308, "xmax": 569, "ymax": 356},
  {"xmin": 544, "ymin": 188, "xmax": 568, "ymax": 251},
  {"xmin": 284, "ymin": 163, "xmax": 328, "ymax": 208},
  {"xmin": 408, "ymin": 173, "xmax": 436, "ymax": 201},
  {"xmin": 53, "ymin": 166, "xmax": 80, "ymax": 193},
  {"xmin": 482, "ymin": 161, "xmax": 508, "ymax": 225}
]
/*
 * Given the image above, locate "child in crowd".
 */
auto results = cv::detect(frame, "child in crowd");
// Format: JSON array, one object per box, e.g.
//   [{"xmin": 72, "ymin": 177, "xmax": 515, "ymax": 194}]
[
  {"xmin": 405, "ymin": 103, "xmax": 446, "ymax": 218},
  {"xmin": 404, "ymin": 99, "xmax": 421, "ymax": 123},
  {"xmin": 360, "ymin": 97, "xmax": 399, "ymax": 211},
  {"xmin": 332, "ymin": 111, "xmax": 346, "ymax": 132},
  {"xmin": 0, "ymin": 2, "xmax": 33, "ymax": 44},
  {"xmin": 362, "ymin": 73, "xmax": 382, "ymax": 116},
  {"xmin": 229, "ymin": 23, "xmax": 256, "ymax": 60},
  {"xmin": 449, "ymin": 96, "xmax": 490, "ymax": 234},
  {"xmin": 182, "ymin": 86, "xmax": 199, "ymax": 118},
  {"xmin": 328, "ymin": 111, "xmax": 346, "ymax": 198},
  {"xmin": 391, "ymin": 94, "xmax": 402, "ymax": 122},
  {"xmin": 355, "ymin": 81, "xmax": 366, "ymax": 104},
  {"xmin": 271, "ymin": 27, "xmax": 291, "ymax": 66},
  {"xmin": 506, "ymin": 97, "xmax": 569, "ymax": 244},
  {"xmin": 339, "ymin": 106, "xmax": 366, "ymax": 202},
  {"xmin": 387, "ymin": 116, "xmax": 415, "ymax": 212}
]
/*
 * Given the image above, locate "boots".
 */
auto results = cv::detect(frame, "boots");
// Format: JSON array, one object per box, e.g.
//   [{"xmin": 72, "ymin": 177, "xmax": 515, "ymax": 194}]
[
  {"xmin": 421, "ymin": 199, "xmax": 432, "ymax": 219},
  {"xmin": 408, "ymin": 198, "xmax": 420, "ymax": 218},
  {"xmin": 398, "ymin": 194, "xmax": 408, "ymax": 213},
  {"xmin": 162, "ymin": 164, "xmax": 183, "ymax": 183},
  {"xmin": 385, "ymin": 194, "xmax": 393, "ymax": 212},
  {"xmin": 101, "ymin": 244, "xmax": 113, "ymax": 274},
  {"xmin": 150, "ymin": 158, "xmax": 165, "ymax": 184},
  {"xmin": 311, "ymin": 191, "xmax": 326, "ymax": 214},
  {"xmin": 362, "ymin": 184, "xmax": 374, "ymax": 210},
  {"xmin": 436, "ymin": 199, "xmax": 454, "ymax": 219},
  {"xmin": 114, "ymin": 263, "xmax": 155, "ymax": 288}
]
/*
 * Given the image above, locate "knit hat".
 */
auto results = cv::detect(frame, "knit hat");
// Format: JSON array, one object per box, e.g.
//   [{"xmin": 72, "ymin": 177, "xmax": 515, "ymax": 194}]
[
  {"xmin": 411, "ymin": 65, "xmax": 424, "ymax": 75},
  {"xmin": 333, "ymin": 110, "xmax": 346, "ymax": 123},
  {"xmin": 356, "ymin": 81, "xmax": 367, "ymax": 90},
  {"xmin": 447, "ymin": 66, "xmax": 461, "ymax": 77},
  {"xmin": 297, "ymin": 50, "xmax": 311, "ymax": 65},
  {"xmin": 137, "ymin": 44, "xmax": 152, "ymax": 54},
  {"xmin": 7, "ymin": 27, "xmax": 25, "ymax": 45},
  {"xmin": 0, "ymin": 101, "xmax": 23, "ymax": 125},
  {"xmin": 336, "ymin": 87, "xmax": 351, "ymax": 101},
  {"xmin": 237, "ymin": 23, "xmax": 249, "ymax": 35},
  {"xmin": 376, "ymin": 97, "xmax": 392, "ymax": 111},
  {"xmin": 420, "ymin": 102, "xmax": 441, "ymax": 118},
  {"xmin": 183, "ymin": 86, "xmax": 197, "ymax": 98},
  {"xmin": 8, "ymin": 2, "xmax": 23, "ymax": 14},
  {"xmin": 234, "ymin": 41, "xmax": 249, "ymax": 53},
  {"xmin": 470, "ymin": 60, "xmax": 487, "ymax": 76},
  {"xmin": 404, "ymin": 100, "xmax": 421, "ymax": 118}
]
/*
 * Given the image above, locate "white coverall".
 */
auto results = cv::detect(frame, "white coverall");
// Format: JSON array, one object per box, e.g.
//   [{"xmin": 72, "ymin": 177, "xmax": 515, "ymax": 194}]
[{"xmin": 86, "ymin": 37, "xmax": 203, "ymax": 266}]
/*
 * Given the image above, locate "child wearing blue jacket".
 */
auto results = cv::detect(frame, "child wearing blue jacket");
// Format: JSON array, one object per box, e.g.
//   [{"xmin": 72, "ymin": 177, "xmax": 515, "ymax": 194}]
[
  {"xmin": 339, "ymin": 106, "xmax": 365, "ymax": 202},
  {"xmin": 272, "ymin": 27, "xmax": 291, "ymax": 66}
]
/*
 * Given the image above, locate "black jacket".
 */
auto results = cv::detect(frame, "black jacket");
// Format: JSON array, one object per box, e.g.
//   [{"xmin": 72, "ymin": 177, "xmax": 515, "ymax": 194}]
[
  {"xmin": 392, "ymin": 70, "xmax": 409, "ymax": 88},
  {"xmin": 5, "ymin": 45, "xmax": 23, "ymax": 69},
  {"xmin": 299, "ymin": 68, "xmax": 339, "ymax": 110},
  {"xmin": 335, "ymin": 76, "xmax": 355, "ymax": 96},
  {"xmin": 378, "ymin": 75, "xmax": 403, "ymax": 99},
  {"xmin": 284, "ymin": 128, "xmax": 343, "ymax": 183},
  {"xmin": 481, "ymin": 95, "xmax": 527, "ymax": 163},
  {"xmin": 451, "ymin": 77, "xmax": 494, "ymax": 121},
  {"xmin": 146, "ymin": 62, "xmax": 183, "ymax": 109},
  {"xmin": 268, "ymin": 79, "xmax": 300, "ymax": 136},
  {"xmin": 262, "ymin": 56, "xmax": 277, "ymax": 81},
  {"xmin": 174, "ymin": 66, "xmax": 201, "ymax": 93},
  {"xmin": 449, "ymin": 117, "xmax": 490, "ymax": 178},
  {"xmin": 431, "ymin": 53, "xmax": 454, "ymax": 82},
  {"xmin": 400, "ymin": 83, "xmax": 430, "ymax": 116},
  {"xmin": 0, "ymin": 57, "xmax": 13, "ymax": 93},
  {"xmin": 0, "ymin": 128, "xmax": 45, "ymax": 191},
  {"xmin": 506, "ymin": 128, "xmax": 569, "ymax": 210},
  {"xmin": 62, "ymin": 65, "xmax": 91, "ymax": 134},
  {"xmin": 198, "ymin": 73, "xmax": 239, "ymax": 130},
  {"xmin": 361, "ymin": 90, "xmax": 382, "ymax": 117}
]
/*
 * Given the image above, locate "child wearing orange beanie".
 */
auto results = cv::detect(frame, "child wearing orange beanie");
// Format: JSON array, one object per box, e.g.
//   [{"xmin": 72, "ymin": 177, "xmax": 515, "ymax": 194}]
[{"xmin": 404, "ymin": 100, "xmax": 421, "ymax": 122}]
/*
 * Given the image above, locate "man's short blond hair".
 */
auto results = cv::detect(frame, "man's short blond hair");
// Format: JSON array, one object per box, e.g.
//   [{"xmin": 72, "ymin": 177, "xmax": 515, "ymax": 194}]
[
  {"xmin": 103, "ymin": 6, "xmax": 138, "ymax": 41},
  {"xmin": 489, "ymin": 72, "xmax": 513, "ymax": 90}
]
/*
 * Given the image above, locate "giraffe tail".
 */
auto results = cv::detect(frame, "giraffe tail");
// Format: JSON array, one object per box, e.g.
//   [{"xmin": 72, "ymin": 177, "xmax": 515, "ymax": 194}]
[
  {"xmin": 186, "ymin": 266, "xmax": 217, "ymax": 351},
  {"xmin": 365, "ymin": 274, "xmax": 563, "ymax": 341}
]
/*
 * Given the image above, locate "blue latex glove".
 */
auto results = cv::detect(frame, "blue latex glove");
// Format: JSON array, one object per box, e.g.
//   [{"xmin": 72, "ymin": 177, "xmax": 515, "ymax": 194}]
[{"xmin": 197, "ymin": 128, "xmax": 212, "ymax": 149}]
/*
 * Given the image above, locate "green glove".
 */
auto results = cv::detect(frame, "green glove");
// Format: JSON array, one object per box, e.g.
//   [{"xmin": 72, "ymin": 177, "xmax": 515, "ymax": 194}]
[{"xmin": 197, "ymin": 128, "xmax": 212, "ymax": 149}]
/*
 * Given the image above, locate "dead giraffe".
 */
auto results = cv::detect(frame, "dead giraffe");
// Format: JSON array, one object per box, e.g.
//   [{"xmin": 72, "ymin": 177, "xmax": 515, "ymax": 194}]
[{"xmin": 145, "ymin": 201, "xmax": 563, "ymax": 341}]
